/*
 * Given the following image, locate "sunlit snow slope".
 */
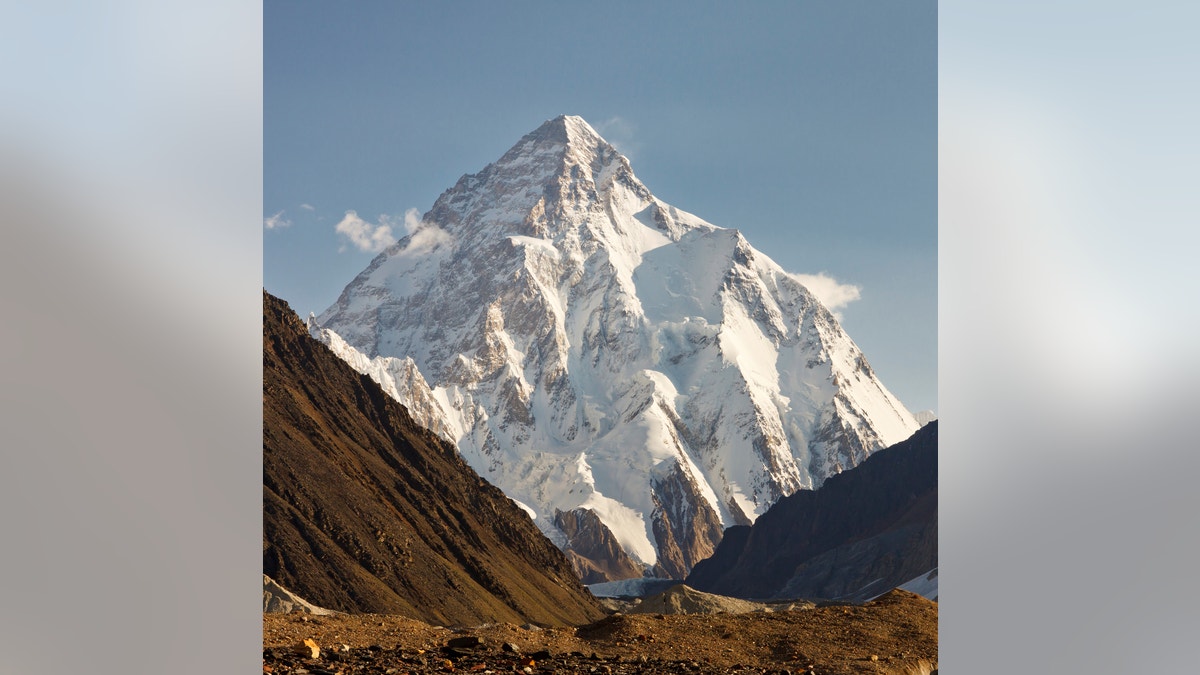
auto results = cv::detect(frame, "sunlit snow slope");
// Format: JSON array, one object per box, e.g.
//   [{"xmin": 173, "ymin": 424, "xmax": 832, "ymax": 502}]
[{"xmin": 315, "ymin": 115, "xmax": 919, "ymax": 580}]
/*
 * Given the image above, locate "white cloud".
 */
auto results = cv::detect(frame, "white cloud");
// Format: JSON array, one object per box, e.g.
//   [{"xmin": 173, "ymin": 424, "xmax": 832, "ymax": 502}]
[
  {"xmin": 596, "ymin": 116, "xmax": 639, "ymax": 160},
  {"xmin": 789, "ymin": 272, "xmax": 862, "ymax": 319},
  {"xmin": 334, "ymin": 208, "xmax": 454, "ymax": 255},
  {"xmin": 395, "ymin": 208, "xmax": 454, "ymax": 258},
  {"xmin": 299, "ymin": 203, "xmax": 315, "ymax": 211},
  {"xmin": 263, "ymin": 210, "xmax": 291, "ymax": 230},
  {"xmin": 335, "ymin": 210, "xmax": 396, "ymax": 253}
]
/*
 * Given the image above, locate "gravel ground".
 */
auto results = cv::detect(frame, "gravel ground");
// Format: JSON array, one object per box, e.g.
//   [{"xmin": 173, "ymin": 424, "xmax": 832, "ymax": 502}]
[{"xmin": 263, "ymin": 589, "xmax": 936, "ymax": 675}]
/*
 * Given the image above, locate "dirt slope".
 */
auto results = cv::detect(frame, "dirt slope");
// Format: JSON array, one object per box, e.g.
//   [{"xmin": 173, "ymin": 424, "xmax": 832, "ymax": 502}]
[{"xmin": 263, "ymin": 291, "xmax": 605, "ymax": 627}]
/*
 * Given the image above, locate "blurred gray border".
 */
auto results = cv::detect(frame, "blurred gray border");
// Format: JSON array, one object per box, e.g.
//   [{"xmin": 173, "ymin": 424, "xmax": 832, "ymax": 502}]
[
  {"xmin": 1, "ymin": 3, "xmax": 262, "ymax": 674},
  {"xmin": 2, "ymin": 3, "xmax": 1197, "ymax": 674}
]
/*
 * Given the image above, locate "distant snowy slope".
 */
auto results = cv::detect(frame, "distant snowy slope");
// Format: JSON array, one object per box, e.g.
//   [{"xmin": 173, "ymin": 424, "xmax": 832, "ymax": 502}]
[
  {"xmin": 316, "ymin": 115, "xmax": 920, "ymax": 580},
  {"xmin": 895, "ymin": 568, "xmax": 938, "ymax": 601}
]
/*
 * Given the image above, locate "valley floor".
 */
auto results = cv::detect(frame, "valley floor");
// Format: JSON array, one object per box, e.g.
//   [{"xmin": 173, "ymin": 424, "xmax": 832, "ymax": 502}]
[{"xmin": 262, "ymin": 589, "xmax": 936, "ymax": 675}]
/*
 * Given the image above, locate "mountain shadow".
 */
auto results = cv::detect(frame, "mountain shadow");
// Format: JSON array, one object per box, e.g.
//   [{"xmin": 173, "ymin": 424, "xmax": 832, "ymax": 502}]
[{"xmin": 686, "ymin": 422, "xmax": 937, "ymax": 601}]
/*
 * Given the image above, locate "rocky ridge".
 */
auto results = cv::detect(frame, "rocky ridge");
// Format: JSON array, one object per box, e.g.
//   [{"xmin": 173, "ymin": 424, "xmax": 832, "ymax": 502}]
[
  {"xmin": 263, "ymin": 291, "xmax": 605, "ymax": 626},
  {"xmin": 687, "ymin": 422, "xmax": 937, "ymax": 601}
]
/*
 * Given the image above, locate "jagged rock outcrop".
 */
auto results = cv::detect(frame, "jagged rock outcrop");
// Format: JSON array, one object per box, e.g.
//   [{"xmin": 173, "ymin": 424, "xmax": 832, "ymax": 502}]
[
  {"xmin": 315, "ymin": 115, "xmax": 920, "ymax": 580},
  {"xmin": 687, "ymin": 422, "xmax": 937, "ymax": 600},
  {"xmin": 263, "ymin": 291, "xmax": 605, "ymax": 626},
  {"xmin": 553, "ymin": 508, "xmax": 644, "ymax": 584}
]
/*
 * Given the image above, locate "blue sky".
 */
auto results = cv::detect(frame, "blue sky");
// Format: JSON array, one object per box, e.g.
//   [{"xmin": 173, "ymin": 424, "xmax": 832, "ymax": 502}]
[{"xmin": 264, "ymin": 1, "xmax": 937, "ymax": 413}]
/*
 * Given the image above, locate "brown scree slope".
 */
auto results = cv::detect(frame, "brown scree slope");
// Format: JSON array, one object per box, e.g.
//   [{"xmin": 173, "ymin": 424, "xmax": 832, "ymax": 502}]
[{"xmin": 263, "ymin": 290, "xmax": 605, "ymax": 626}]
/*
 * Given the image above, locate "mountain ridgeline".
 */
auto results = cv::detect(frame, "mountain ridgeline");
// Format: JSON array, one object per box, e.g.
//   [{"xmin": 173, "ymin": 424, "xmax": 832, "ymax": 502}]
[
  {"xmin": 262, "ymin": 291, "xmax": 605, "ymax": 626},
  {"xmin": 311, "ymin": 114, "xmax": 921, "ymax": 581},
  {"xmin": 686, "ymin": 421, "xmax": 937, "ymax": 601}
]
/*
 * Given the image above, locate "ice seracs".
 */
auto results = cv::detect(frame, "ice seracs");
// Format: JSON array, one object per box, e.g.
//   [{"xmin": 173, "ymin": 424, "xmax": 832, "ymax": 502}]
[{"xmin": 315, "ymin": 115, "xmax": 920, "ymax": 581}]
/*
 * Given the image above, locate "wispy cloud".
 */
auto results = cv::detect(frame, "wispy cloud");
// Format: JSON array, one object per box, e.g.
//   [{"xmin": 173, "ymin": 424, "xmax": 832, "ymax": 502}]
[
  {"xmin": 263, "ymin": 210, "xmax": 291, "ymax": 230},
  {"xmin": 334, "ymin": 208, "xmax": 455, "ymax": 255},
  {"xmin": 596, "ymin": 116, "xmax": 640, "ymax": 160},
  {"xmin": 396, "ymin": 208, "xmax": 454, "ymax": 258},
  {"xmin": 299, "ymin": 203, "xmax": 315, "ymax": 211},
  {"xmin": 788, "ymin": 272, "xmax": 862, "ymax": 320},
  {"xmin": 335, "ymin": 210, "xmax": 396, "ymax": 253}
]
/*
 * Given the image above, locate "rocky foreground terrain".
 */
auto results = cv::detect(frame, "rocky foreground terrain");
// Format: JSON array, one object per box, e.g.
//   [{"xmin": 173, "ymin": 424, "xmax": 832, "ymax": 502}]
[{"xmin": 263, "ymin": 589, "xmax": 936, "ymax": 675}]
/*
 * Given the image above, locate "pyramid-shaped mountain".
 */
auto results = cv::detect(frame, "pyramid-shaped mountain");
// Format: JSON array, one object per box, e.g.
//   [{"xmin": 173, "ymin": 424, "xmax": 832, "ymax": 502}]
[
  {"xmin": 263, "ymin": 291, "xmax": 605, "ymax": 625},
  {"xmin": 313, "ymin": 115, "xmax": 919, "ymax": 581}
]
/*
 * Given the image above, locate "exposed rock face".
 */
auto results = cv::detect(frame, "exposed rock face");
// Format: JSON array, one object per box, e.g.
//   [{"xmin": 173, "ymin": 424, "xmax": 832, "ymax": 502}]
[
  {"xmin": 648, "ymin": 463, "xmax": 725, "ymax": 579},
  {"xmin": 687, "ymin": 422, "xmax": 937, "ymax": 600},
  {"xmin": 263, "ymin": 291, "xmax": 605, "ymax": 626},
  {"xmin": 315, "ymin": 115, "xmax": 919, "ymax": 581},
  {"xmin": 553, "ymin": 508, "xmax": 644, "ymax": 584}
]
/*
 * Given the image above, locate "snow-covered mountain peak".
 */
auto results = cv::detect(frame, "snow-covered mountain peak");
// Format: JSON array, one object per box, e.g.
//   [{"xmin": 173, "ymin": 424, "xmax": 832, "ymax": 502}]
[
  {"xmin": 316, "ymin": 115, "xmax": 920, "ymax": 582},
  {"xmin": 416, "ymin": 115, "xmax": 710, "ymax": 248}
]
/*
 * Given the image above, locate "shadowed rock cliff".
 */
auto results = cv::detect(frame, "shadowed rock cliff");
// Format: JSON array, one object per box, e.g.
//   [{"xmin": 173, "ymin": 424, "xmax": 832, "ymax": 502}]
[{"xmin": 687, "ymin": 422, "xmax": 937, "ymax": 600}]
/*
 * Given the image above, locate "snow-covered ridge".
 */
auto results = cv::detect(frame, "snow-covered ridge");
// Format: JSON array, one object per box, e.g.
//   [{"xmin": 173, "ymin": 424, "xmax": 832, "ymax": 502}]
[
  {"xmin": 317, "ymin": 115, "xmax": 919, "ymax": 580},
  {"xmin": 914, "ymin": 410, "xmax": 937, "ymax": 427}
]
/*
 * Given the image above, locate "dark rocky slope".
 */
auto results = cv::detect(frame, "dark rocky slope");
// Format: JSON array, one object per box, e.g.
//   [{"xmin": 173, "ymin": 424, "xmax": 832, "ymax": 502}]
[
  {"xmin": 686, "ymin": 422, "xmax": 937, "ymax": 600},
  {"xmin": 263, "ymin": 291, "xmax": 605, "ymax": 626}
]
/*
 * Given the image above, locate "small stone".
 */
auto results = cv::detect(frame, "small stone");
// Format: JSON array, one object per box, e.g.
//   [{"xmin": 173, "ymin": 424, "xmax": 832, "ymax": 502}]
[
  {"xmin": 870, "ymin": 655, "xmax": 879, "ymax": 662},
  {"xmin": 523, "ymin": 669, "xmax": 533, "ymax": 675},
  {"xmin": 293, "ymin": 639, "xmax": 320, "ymax": 659},
  {"xmin": 531, "ymin": 650, "xmax": 552, "ymax": 660},
  {"xmin": 447, "ymin": 636, "xmax": 484, "ymax": 649},
  {"xmin": 502, "ymin": 642, "xmax": 520, "ymax": 653},
  {"xmin": 339, "ymin": 644, "xmax": 351, "ymax": 653}
]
